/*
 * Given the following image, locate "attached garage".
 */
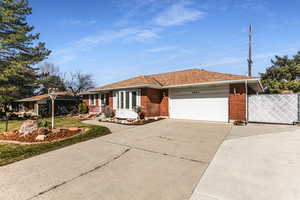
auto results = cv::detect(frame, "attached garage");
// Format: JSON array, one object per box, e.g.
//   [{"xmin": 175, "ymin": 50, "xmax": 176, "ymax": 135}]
[{"xmin": 169, "ymin": 86, "xmax": 229, "ymax": 122}]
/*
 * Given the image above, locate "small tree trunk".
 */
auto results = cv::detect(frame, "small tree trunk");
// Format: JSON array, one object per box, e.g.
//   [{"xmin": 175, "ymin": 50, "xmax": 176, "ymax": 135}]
[{"xmin": 5, "ymin": 112, "xmax": 8, "ymax": 132}]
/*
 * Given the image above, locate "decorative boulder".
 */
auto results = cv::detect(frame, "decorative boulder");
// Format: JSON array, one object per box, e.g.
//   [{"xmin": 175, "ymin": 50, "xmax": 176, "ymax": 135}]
[
  {"xmin": 19, "ymin": 120, "xmax": 38, "ymax": 136},
  {"xmin": 52, "ymin": 128, "xmax": 62, "ymax": 134},
  {"xmin": 3, "ymin": 130, "xmax": 19, "ymax": 137},
  {"xmin": 35, "ymin": 135, "xmax": 46, "ymax": 141},
  {"xmin": 38, "ymin": 128, "xmax": 49, "ymax": 135},
  {"xmin": 68, "ymin": 128, "xmax": 81, "ymax": 132}
]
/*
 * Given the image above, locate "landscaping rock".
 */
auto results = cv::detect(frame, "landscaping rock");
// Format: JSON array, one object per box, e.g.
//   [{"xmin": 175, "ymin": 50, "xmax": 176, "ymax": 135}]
[
  {"xmin": 68, "ymin": 128, "xmax": 81, "ymax": 132},
  {"xmin": 52, "ymin": 128, "xmax": 62, "ymax": 134},
  {"xmin": 35, "ymin": 135, "xmax": 46, "ymax": 141},
  {"xmin": 3, "ymin": 130, "xmax": 19, "ymax": 137},
  {"xmin": 38, "ymin": 128, "xmax": 49, "ymax": 135},
  {"xmin": 19, "ymin": 120, "xmax": 38, "ymax": 136}
]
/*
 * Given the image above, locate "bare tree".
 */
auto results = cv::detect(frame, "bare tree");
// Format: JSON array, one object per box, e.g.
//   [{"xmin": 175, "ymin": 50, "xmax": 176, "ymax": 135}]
[
  {"xmin": 65, "ymin": 72, "xmax": 95, "ymax": 94},
  {"xmin": 36, "ymin": 62, "xmax": 66, "ymax": 94},
  {"xmin": 39, "ymin": 62, "xmax": 59, "ymax": 76}
]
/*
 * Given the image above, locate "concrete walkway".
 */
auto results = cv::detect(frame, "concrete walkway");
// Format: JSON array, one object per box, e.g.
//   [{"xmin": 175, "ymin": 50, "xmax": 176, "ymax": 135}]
[
  {"xmin": 190, "ymin": 125, "xmax": 300, "ymax": 200},
  {"xmin": 0, "ymin": 119, "xmax": 231, "ymax": 200}
]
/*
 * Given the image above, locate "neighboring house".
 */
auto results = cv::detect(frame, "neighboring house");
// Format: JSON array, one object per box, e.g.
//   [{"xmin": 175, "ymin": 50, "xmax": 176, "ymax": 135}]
[
  {"xmin": 80, "ymin": 69, "xmax": 263, "ymax": 122},
  {"xmin": 16, "ymin": 91, "xmax": 78, "ymax": 117}
]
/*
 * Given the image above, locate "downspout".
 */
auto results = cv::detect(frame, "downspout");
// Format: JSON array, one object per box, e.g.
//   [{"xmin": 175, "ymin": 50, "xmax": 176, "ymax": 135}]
[{"xmin": 245, "ymin": 80, "xmax": 248, "ymax": 124}]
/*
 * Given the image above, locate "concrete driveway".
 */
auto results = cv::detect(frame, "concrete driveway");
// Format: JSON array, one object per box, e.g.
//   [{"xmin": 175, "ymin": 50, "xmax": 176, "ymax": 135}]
[
  {"xmin": 190, "ymin": 123, "xmax": 300, "ymax": 200},
  {"xmin": 0, "ymin": 119, "xmax": 231, "ymax": 200}
]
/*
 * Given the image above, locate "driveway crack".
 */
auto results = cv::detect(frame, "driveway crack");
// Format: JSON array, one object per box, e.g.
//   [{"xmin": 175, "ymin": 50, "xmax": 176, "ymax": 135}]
[
  {"xmin": 100, "ymin": 139, "xmax": 208, "ymax": 164},
  {"xmin": 26, "ymin": 148, "xmax": 131, "ymax": 200}
]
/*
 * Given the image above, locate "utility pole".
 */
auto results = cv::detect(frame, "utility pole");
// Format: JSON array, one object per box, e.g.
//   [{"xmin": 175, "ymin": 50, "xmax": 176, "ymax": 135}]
[{"xmin": 247, "ymin": 24, "xmax": 253, "ymax": 77}]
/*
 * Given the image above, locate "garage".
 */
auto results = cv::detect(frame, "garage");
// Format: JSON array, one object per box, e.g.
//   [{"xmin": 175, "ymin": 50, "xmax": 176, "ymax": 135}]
[{"xmin": 169, "ymin": 86, "xmax": 229, "ymax": 122}]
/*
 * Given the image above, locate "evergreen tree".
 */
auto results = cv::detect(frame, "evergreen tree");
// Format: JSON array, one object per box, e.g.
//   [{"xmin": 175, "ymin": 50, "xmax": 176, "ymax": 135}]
[
  {"xmin": 0, "ymin": 0, "xmax": 51, "ymax": 130},
  {"xmin": 260, "ymin": 52, "xmax": 300, "ymax": 93}
]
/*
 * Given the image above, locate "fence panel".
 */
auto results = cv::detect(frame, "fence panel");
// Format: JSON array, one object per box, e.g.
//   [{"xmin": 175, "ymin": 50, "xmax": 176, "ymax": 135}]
[{"xmin": 248, "ymin": 94, "xmax": 298, "ymax": 124}]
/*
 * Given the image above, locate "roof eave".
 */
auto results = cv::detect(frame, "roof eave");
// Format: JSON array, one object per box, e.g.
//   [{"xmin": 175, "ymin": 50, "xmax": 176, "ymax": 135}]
[
  {"xmin": 89, "ymin": 84, "xmax": 162, "ymax": 92},
  {"xmin": 162, "ymin": 78, "xmax": 261, "ymax": 89}
]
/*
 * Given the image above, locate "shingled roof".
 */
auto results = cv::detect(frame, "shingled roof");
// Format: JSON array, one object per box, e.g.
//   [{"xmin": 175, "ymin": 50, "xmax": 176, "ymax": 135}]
[
  {"xmin": 17, "ymin": 91, "xmax": 75, "ymax": 102},
  {"xmin": 95, "ymin": 69, "xmax": 255, "ymax": 90}
]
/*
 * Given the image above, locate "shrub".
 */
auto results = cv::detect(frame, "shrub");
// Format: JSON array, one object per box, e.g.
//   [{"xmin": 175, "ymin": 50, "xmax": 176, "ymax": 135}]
[
  {"xmin": 233, "ymin": 120, "xmax": 245, "ymax": 126},
  {"xmin": 134, "ymin": 106, "xmax": 142, "ymax": 113},
  {"xmin": 103, "ymin": 106, "xmax": 114, "ymax": 118},
  {"xmin": 78, "ymin": 103, "xmax": 88, "ymax": 114},
  {"xmin": 39, "ymin": 119, "xmax": 51, "ymax": 128}
]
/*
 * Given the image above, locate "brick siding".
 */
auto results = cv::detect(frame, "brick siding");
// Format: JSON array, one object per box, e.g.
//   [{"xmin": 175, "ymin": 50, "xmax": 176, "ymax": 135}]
[
  {"xmin": 141, "ymin": 88, "xmax": 169, "ymax": 117},
  {"xmin": 82, "ymin": 94, "xmax": 100, "ymax": 113},
  {"xmin": 160, "ymin": 89, "xmax": 169, "ymax": 116}
]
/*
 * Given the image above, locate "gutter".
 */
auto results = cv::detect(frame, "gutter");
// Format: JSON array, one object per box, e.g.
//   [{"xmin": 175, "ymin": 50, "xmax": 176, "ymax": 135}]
[
  {"xmin": 162, "ymin": 78, "xmax": 260, "ymax": 89},
  {"xmin": 89, "ymin": 84, "xmax": 162, "ymax": 92}
]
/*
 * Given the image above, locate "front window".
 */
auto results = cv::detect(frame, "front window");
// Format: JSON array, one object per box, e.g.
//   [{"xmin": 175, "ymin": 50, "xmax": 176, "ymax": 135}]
[
  {"xmin": 132, "ymin": 91, "xmax": 137, "ymax": 108},
  {"xmin": 120, "ymin": 92, "xmax": 124, "ymax": 109},
  {"xmin": 115, "ymin": 90, "xmax": 139, "ymax": 110},
  {"xmin": 90, "ymin": 94, "xmax": 96, "ymax": 106},
  {"xmin": 125, "ymin": 92, "xmax": 130, "ymax": 109}
]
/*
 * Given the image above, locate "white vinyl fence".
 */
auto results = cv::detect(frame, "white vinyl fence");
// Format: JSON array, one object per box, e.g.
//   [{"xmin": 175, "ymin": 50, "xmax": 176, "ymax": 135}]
[{"xmin": 248, "ymin": 94, "xmax": 299, "ymax": 124}]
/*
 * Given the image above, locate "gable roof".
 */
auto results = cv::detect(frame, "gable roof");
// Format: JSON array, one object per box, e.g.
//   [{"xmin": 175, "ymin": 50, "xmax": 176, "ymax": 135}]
[
  {"xmin": 93, "ymin": 69, "xmax": 258, "ymax": 91},
  {"xmin": 17, "ymin": 91, "xmax": 75, "ymax": 102}
]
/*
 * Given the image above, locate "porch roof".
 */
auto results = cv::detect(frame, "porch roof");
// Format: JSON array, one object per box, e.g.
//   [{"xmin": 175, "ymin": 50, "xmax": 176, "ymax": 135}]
[{"xmin": 17, "ymin": 91, "xmax": 76, "ymax": 102}]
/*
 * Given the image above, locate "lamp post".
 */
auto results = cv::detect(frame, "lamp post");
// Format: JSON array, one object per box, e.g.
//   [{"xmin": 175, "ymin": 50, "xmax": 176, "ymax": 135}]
[{"xmin": 48, "ymin": 89, "xmax": 58, "ymax": 129}]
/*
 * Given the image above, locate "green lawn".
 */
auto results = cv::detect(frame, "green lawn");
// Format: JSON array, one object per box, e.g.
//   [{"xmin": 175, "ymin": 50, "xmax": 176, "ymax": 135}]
[
  {"xmin": 0, "ymin": 116, "xmax": 88, "ymax": 133},
  {"xmin": 0, "ymin": 116, "xmax": 111, "ymax": 166}
]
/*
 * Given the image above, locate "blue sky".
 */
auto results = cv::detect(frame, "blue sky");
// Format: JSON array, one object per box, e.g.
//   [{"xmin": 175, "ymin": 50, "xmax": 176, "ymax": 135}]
[{"xmin": 28, "ymin": 0, "xmax": 300, "ymax": 86}]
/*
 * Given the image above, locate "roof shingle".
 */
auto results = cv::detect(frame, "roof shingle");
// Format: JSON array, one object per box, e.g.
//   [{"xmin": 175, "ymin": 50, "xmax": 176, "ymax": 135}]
[
  {"xmin": 96, "ymin": 69, "xmax": 254, "ymax": 90},
  {"xmin": 17, "ymin": 91, "xmax": 75, "ymax": 102}
]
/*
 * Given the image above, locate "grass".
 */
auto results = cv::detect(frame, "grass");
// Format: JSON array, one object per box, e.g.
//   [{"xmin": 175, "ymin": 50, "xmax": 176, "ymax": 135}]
[
  {"xmin": 0, "ymin": 116, "xmax": 88, "ymax": 133},
  {"xmin": 0, "ymin": 116, "xmax": 111, "ymax": 166}
]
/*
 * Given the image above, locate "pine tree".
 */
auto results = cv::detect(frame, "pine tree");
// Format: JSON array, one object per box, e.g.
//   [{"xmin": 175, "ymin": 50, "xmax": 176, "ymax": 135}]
[
  {"xmin": 260, "ymin": 52, "xmax": 300, "ymax": 93},
  {"xmin": 0, "ymin": 0, "xmax": 51, "ymax": 130}
]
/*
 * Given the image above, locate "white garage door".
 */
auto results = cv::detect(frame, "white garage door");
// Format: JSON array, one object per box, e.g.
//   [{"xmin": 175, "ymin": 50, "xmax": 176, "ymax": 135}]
[{"xmin": 169, "ymin": 86, "xmax": 229, "ymax": 122}]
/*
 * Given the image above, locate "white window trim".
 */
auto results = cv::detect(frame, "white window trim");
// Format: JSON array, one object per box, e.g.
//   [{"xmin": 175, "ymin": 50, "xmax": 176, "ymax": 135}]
[
  {"xmin": 89, "ymin": 94, "xmax": 97, "ymax": 106},
  {"xmin": 114, "ymin": 89, "xmax": 141, "ymax": 110}
]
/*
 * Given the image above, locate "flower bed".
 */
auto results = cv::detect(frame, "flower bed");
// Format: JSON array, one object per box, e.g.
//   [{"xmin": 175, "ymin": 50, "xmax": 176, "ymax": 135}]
[
  {"xmin": 0, "ymin": 128, "xmax": 85, "ymax": 143},
  {"xmin": 99, "ymin": 117, "xmax": 164, "ymax": 125}
]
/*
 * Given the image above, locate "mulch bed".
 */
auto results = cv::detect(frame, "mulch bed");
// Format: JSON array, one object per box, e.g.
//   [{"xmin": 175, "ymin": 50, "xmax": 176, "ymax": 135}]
[
  {"xmin": 100, "ymin": 118, "xmax": 164, "ymax": 125},
  {"xmin": 0, "ymin": 128, "xmax": 84, "ymax": 143}
]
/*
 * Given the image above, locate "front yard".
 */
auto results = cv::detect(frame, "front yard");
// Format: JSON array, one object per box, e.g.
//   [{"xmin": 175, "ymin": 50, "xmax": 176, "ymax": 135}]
[{"xmin": 0, "ymin": 116, "xmax": 110, "ymax": 166}]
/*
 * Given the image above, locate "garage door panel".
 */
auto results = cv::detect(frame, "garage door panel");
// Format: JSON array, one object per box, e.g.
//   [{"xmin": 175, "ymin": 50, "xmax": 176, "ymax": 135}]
[{"xmin": 169, "ymin": 86, "xmax": 229, "ymax": 122}]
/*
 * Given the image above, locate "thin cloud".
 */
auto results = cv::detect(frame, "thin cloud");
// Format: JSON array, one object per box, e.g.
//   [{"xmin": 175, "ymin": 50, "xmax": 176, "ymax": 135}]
[
  {"xmin": 146, "ymin": 46, "xmax": 176, "ymax": 53},
  {"xmin": 204, "ymin": 48, "xmax": 298, "ymax": 66},
  {"xmin": 153, "ymin": 1, "xmax": 205, "ymax": 26},
  {"xmin": 50, "ymin": 28, "xmax": 161, "ymax": 64},
  {"xmin": 63, "ymin": 19, "xmax": 97, "ymax": 26}
]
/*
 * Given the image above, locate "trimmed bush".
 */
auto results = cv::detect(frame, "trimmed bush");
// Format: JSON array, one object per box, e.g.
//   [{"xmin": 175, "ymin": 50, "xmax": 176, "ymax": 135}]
[{"xmin": 78, "ymin": 103, "xmax": 88, "ymax": 114}]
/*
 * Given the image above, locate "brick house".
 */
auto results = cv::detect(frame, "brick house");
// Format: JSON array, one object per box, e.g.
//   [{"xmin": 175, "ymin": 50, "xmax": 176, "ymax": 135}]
[
  {"xmin": 16, "ymin": 91, "xmax": 78, "ymax": 117},
  {"xmin": 80, "ymin": 69, "xmax": 263, "ymax": 122}
]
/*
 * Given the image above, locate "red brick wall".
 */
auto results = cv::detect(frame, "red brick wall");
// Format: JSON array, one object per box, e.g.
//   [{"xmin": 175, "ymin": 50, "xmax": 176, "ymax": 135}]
[
  {"xmin": 108, "ymin": 92, "xmax": 113, "ymax": 109},
  {"xmin": 140, "ymin": 88, "xmax": 169, "ymax": 117},
  {"xmin": 160, "ymin": 89, "xmax": 169, "ymax": 116},
  {"xmin": 82, "ymin": 94, "xmax": 100, "ymax": 113},
  {"xmin": 141, "ymin": 88, "xmax": 161, "ymax": 117},
  {"xmin": 229, "ymin": 83, "xmax": 254, "ymax": 121}
]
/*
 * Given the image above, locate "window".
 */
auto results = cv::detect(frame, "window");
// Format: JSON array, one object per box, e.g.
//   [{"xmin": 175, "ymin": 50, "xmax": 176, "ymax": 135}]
[
  {"xmin": 116, "ymin": 90, "xmax": 139, "ymax": 109},
  {"xmin": 125, "ymin": 92, "xmax": 130, "ymax": 109},
  {"xmin": 101, "ymin": 94, "xmax": 105, "ymax": 105},
  {"xmin": 120, "ymin": 92, "xmax": 124, "ymax": 109},
  {"xmin": 90, "ymin": 94, "xmax": 96, "ymax": 106},
  {"xmin": 117, "ymin": 93, "xmax": 119, "ymax": 109},
  {"xmin": 132, "ymin": 91, "xmax": 137, "ymax": 108}
]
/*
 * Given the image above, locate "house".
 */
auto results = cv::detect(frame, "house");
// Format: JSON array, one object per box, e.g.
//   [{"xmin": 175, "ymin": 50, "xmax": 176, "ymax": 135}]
[
  {"xmin": 16, "ymin": 91, "xmax": 78, "ymax": 117},
  {"xmin": 80, "ymin": 69, "xmax": 263, "ymax": 122}
]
